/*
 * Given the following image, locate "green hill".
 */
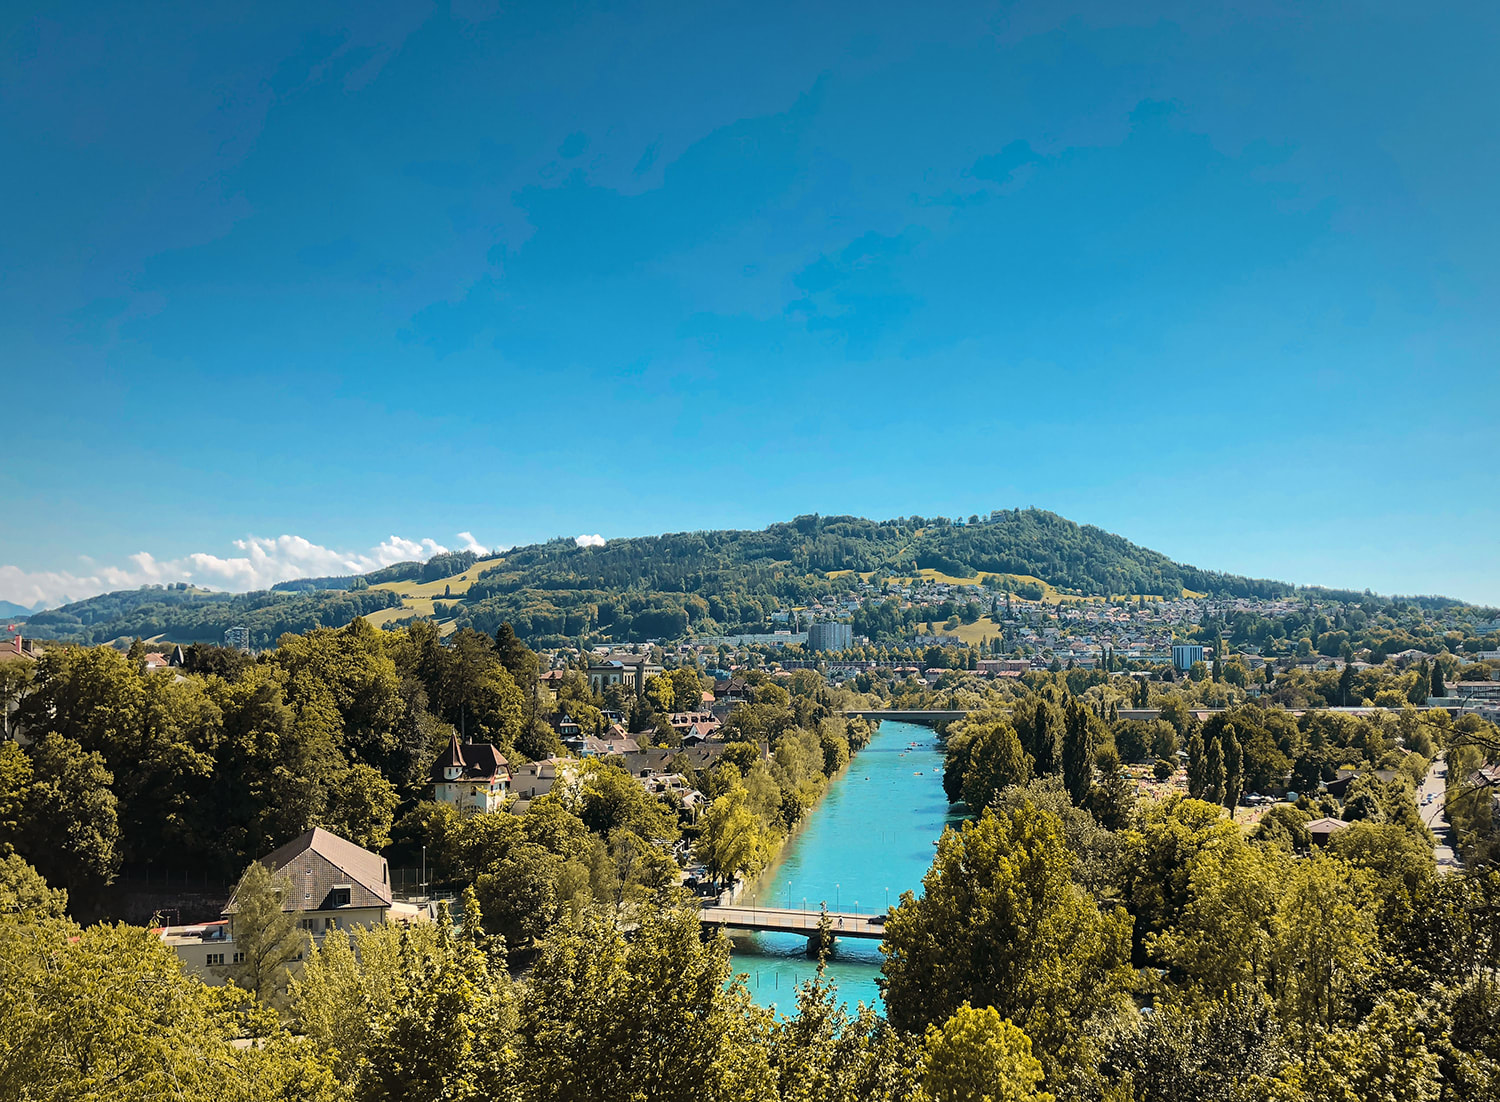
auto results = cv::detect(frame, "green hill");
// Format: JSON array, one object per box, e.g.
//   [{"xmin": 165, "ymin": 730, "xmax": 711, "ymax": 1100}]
[
  {"xmin": 439, "ymin": 510, "xmax": 1294, "ymax": 646},
  {"xmin": 23, "ymin": 508, "xmax": 1466, "ymax": 650},
  {"xmin": 21, "ymin": 584, "xmax": 402, "ymax": 649}
]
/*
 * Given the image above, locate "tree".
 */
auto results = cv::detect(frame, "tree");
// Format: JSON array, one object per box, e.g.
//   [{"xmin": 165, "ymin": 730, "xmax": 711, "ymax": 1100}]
[
  {"xmin": 1187, "ymin": 731, "xmax": 1208, "ymax": 799},
  {"xmin": 18, "ymin": 733, "xmax": 120, "ymax": 907},
  {"xmin": 696, "ymin": 785, "xmax": 775, "ymax": 892},
  {"xmin": 1147, "ymin": 840, "xmax": 1284, "ymax": 999},
  {"xmin": 1338, "ymin": 661, "xmax": 1357, "ymax": 707},
  {"xmin": 1089, "ymin": 745, "xmax": 1135, "ymax": 831},
  {"xmin": 1061, "ymin": 698, "xmax": 1099, "ymax": 806},
  {"xmin": 15, "ymin": 643, "xmax": 145, "ymax": 762},
  {"xmin": 959, "ymin": 717, "xmax": 1034, "ymax": 810},
  {"xmin": 358, "ymin": 909, "xmax": 522, "ymax": 1102},
  {"xmin": 880, "ymin": 803, "xmax": 1133, "ymax": 1082},
  {"xmin": 567, "ymin": 758, "xmax": 679, "ymax": 842},
  {"xmin": 1103, "ymin": 988, "xmax": 1286, "ymax": 1102},
  {"xmin": 519, "ymin": 904, "xmax": 777, "ymax": 1102},
  {"xmin": 0, "ymin": 660, "xmax": 32, "ymax": 739},
  {"xmin": 1122, "ymin": 797, "xmax": 1245, "ymax": 952},
  {"xmin": 1012, "ymin": 695, "xmax": 1063, "ymax": 776},
  {"xmin": 0, "ymin": 854, "xmax": 67, "ymax": 918},
  {"xmin": 919, "ymin": 1003, "xmax": 1052, "ymax": 1102},
  {"xmin": 1432, "ymin": 660, "xmax": 1446, "ymax": 699},
  {"xmin": 643, "ymin": 674, "xmax": 675, "ymax": 715},
  {"xmin": 1267, "ymin": 992, "xmax": 1440, "ymax": 1102},
  {"xmin": 227, "ymin": 859, "xmax": 309, "ymax": 1006},
  {"xmin": 1204, "ymin": 736, "xmax": 1226, "ymax": 806},
  {"xmin": 475, "ymin": 842, "xmax": 564, "ymax": 948},
  {"xmin": 274, "ymin": 620, "xmax": 405, "ymax": 767},
  {"xmin": 1271, "ymin": 855, "xmax": 1377, "ymax": 1030},
  {"xmin": 1253, "ymin": 804, "xmax": 1311, "ymax": 853},
  {"xmin": 0, "ymin": 914, "xmax": 342, "ymax": 1102},
  {"xmin": 1221, "ymin": 729, "xmax": 1244, "ymax": 811},
  {"xmin": 1325, "ymin": 820, "xmax": 1435, "ymax": 933},
  {"xmin": 320, "ymin": 763, "xmax": 400, "ymax": 849},
  {"xmin": 208, "ymin": 664, "xmax": 336, "ymax": 869},
  {"xmin": 669, "ymin": 665, "xmax": 703, "ymax": 710}
]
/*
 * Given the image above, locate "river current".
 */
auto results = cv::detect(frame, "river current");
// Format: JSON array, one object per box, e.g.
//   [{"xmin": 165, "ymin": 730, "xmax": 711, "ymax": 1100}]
[{"xmin": 725, "ymin": 720, "xmax": 962, "ymax": 1014}]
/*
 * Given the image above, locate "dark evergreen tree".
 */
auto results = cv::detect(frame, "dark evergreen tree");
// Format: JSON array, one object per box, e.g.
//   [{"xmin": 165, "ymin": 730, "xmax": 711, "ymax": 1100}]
[
  {"xmin": 1204, "ymin": 736, "xmax": 1226, "ymax": 806},
  {"xmin": 1338, "ymin": 661, "xmax": 1357, "ymax": 707},
  {"xmin": 1061, "ymin": 698, "xmax": 1098, "ymax": 807},
  {"xmin": 1187, "ymin": 731, "xmax": 1208, "ymax": 799},
  {"xmin": 1221, "ymin": 730, "xmax": 1243, "ymax": 810}
]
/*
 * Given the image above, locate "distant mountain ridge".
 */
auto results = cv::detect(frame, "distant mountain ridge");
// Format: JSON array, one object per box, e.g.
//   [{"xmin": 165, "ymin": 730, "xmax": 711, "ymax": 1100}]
[{"xmin": 12, "ymin": 509, "xmax": 1482, "ymax": 648}]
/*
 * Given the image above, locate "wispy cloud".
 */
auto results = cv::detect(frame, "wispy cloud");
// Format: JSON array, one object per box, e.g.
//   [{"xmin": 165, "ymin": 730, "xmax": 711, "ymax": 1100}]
[
  {"xmin": 0, "ymin": 532, "xmax": 486, "ymax": 610},
  {"xmin": 575, "ymin": 534, "xmax": 606, "ymax": 548}
]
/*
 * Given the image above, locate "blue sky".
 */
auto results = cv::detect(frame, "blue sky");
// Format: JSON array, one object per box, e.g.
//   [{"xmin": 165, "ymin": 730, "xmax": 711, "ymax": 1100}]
[{"xmin": 3, "ymin": 0, "xmax": 1497, "ymax": 608}]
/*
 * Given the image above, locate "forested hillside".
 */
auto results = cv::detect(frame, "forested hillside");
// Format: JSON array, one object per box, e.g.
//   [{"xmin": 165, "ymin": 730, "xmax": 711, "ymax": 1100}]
[
  {"xmin": 12, "ymin": 509, "xmax": 1436, "ymax": 649},
  {"xmin": 449, "ymin": 511, "xmax": 1294, "ymax": 645},
  {"xmin": 22, "ymin": 585, "xmax": 402, "ymax": 648}
]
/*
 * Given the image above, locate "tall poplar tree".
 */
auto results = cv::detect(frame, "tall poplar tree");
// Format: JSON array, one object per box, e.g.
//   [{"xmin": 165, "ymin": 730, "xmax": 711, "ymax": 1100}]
[
  {"xmin": 1061, "ymin": 699, "xmax": 1098, "ymax": 807},
  {"xmin": 227, "ymin": 861, "xmax": 309, "ymax": 1006}
]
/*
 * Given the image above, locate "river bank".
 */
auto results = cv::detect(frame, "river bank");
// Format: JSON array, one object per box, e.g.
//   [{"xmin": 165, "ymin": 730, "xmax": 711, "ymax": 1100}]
[{"xmin": 725, "ymin": 719, "xmax": 961, "ymax": 1014}]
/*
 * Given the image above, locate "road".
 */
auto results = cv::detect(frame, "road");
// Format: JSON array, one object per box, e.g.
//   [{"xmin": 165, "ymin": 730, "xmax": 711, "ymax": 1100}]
[{"xmin": 1417, "ymin": 754, "xmax": 1461, "ymax": 874}]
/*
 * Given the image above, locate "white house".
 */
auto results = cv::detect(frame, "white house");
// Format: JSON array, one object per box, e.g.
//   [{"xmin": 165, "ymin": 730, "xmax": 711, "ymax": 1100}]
[{"xmin": 432, "ymin": 733, "xmax": 511, "ymax": 814}]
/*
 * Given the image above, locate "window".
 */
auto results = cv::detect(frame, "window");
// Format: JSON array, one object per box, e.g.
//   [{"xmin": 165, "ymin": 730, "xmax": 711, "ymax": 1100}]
[
  {"xmin": 206, "ymin": 953, "xmax": 225, "ymax": 966},
  {"xmin": 232, "ymin": 952, "xmax": 245, "ymax": 964}
]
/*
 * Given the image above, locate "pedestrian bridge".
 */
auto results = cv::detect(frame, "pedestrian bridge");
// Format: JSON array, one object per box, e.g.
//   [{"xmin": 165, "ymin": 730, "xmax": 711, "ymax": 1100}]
[{"xmin": 699, "ymin": 904, "xmax": 886, "ymax": 940}]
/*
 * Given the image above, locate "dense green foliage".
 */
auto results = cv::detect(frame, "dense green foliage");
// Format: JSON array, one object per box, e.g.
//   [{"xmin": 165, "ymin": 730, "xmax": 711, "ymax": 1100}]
[{"xmin": 0, "ymin": 620, "xmax": 543, "ymax": 908}]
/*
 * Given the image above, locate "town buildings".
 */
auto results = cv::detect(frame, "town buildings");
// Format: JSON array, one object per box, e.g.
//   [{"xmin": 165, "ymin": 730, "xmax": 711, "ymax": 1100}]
[{"xmin": 587, "ymin": 653, "xmax": 664, "ymax": 695}]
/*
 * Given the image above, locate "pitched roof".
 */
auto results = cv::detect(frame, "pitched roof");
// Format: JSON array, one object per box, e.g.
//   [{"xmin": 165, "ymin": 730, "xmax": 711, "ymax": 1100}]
[
  {"xmin": 225, "ymin": 827, "xmax": 391, "ymax": 914},
  {"xmin": 430, "ymin": 733, "xmax": 509, "ymax": 783}
]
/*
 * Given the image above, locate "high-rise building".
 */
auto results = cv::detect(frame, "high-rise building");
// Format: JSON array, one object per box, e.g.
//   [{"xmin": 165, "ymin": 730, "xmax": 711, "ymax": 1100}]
[
  {"xmin": 224, "ymin": 625, "xmax": 251, "ymax": 653},
  {"xmin": 1171, "ymin": 643, "xmax": 1205, "ymax": 671},
  {"xmin": 807, "ymin": 621, "xmax": 853, "ymax": 652}
]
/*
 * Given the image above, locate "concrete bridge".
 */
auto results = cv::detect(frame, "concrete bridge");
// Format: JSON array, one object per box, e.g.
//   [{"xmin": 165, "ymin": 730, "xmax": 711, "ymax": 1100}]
[
  {"xmin": 699, "ymin": 904, "xmax": 886, "ymax": 941},
  {"xmin": 843, "ymin": 709, "xmax": 967, "ymax": 725}
]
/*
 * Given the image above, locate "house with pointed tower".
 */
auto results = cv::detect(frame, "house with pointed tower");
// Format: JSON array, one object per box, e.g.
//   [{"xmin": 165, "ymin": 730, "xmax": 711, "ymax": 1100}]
[{"xmin": 431, "ymin": 732, "xmax": 511, "ymax": 814}]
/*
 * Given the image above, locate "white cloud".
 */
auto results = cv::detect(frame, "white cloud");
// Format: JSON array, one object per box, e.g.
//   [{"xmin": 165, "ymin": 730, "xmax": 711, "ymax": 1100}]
[
  {"xmin": 456, "ymin": 531, "xmax": 487, "ymax": 554},
  {"xmin": 575, "ymin": 534, "xmax": 606, "ymax": 548},
  {"xmin": 0, "ymin": 532, "xmax": 484, "ymax": 611}
]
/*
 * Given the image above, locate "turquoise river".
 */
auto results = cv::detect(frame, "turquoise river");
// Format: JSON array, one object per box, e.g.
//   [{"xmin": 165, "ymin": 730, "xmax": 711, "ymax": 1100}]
[{"xmin": 726, "ymin": 719, "xmax": 962, "ymax": 1014}]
